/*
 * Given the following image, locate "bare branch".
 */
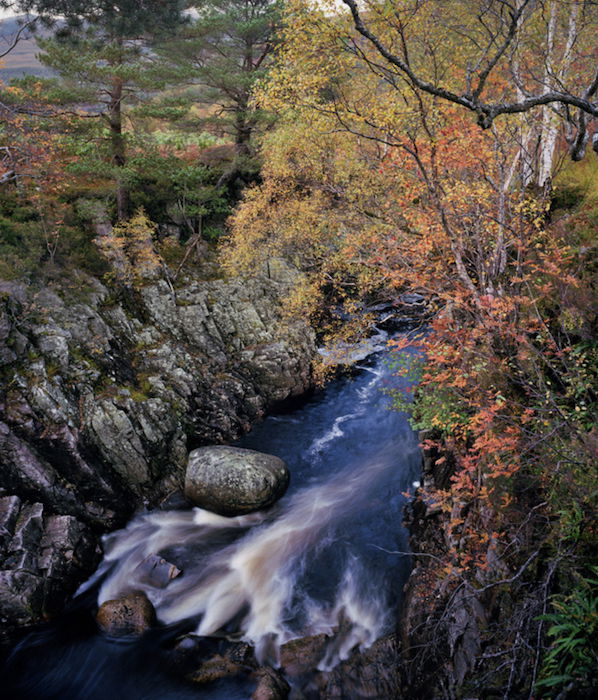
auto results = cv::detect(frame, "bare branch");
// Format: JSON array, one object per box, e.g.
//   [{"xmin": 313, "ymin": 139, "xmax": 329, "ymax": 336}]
[
  {"xmin": 472, "ymin": 0, "xmax": 532, "ymax": 101},
  {"xmin": 0, "ymin": 16, "xmax": 36, "ymax": 60},
  {"xmin": 340, "ymin": 0, "xmax": 598, "ymax": 146}
]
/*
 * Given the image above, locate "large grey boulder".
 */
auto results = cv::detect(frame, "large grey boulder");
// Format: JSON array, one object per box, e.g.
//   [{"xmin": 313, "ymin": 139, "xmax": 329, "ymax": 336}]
[{"xmin": 185, "ymin": 446, "xmax": 289, "ymax": 516}]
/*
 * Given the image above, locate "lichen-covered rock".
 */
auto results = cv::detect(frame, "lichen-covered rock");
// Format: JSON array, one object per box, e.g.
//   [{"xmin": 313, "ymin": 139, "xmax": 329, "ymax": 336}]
[
  {"xmin": 0, "ymin": 264, "xmax": 315, "ymax": 637},
  {"xmin": 96, "ymin": 591, "xmax": 156, "ymax": 637},
  {"xmin": 185, "ymin": 446, "xmax": 289, "ymax": 515},
  {"xmin": 0, "ymin": 496, "xmax": 96, "ymax": 645}
]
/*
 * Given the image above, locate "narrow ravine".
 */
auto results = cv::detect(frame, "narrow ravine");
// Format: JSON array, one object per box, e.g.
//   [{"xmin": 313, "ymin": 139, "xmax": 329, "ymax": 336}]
[{"xmin": 3, "ymin": 338, "xmax": 421, "ymax": 699}]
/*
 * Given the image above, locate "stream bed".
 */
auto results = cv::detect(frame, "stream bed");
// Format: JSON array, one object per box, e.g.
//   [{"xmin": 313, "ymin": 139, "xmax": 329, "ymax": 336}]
[{"xmin": 2, "ymin": 339, "xmax": 421, "ymax": 699}]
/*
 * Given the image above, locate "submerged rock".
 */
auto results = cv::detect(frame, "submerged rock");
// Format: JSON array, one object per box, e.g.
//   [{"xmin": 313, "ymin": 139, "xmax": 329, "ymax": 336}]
[
  {"xmin": 184, "ymin": 446, "xmax": 289, "ymax": 516},
  {"xmin": 189, "ymin": 654, "xmax": 247, "ymax": 685},
  {"xmin": 251, "ymin": 667, "xmax": 290, "ymax": 700},
  {"xmin": 133, "ymin": 553, "xmax": 181, "ymax": 588},
  {"xmin": 96, "ymin": 591, "xmax": 156, "ymax": 637},
  {"xmin": 179, "ymin": 638, "xmax": 288, "ymax": 699},
  {"xmin": 279, "ymin": 633, "xmax": 401, "ymax": 699}
]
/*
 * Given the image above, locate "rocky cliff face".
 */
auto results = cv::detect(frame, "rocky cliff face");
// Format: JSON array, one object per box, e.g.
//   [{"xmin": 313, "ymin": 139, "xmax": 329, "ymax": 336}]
[{"xmin": 0, "ymin": 266, "xmax": 315, "ymax": 640}]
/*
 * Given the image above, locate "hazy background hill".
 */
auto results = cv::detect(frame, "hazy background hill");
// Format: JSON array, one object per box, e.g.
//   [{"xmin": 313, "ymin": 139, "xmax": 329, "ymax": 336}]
[{"xmin": 0, "ymin": 15, "xmax": 53, "ymax": 79}]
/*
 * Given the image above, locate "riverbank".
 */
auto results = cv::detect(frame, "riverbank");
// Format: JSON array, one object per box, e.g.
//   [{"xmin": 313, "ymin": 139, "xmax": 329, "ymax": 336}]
[
  {"xmin": 1, "ymin": 326, "xmax": 421, "ymax": 699},
  {"xmin": 0, "ymin": 262, "xmax": 315, "ymax": 644}
]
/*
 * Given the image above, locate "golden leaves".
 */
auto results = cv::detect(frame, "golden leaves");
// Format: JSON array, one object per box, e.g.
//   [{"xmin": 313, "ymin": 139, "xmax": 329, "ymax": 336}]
[{"xmin": 96, "ymin": 208, "xmax": 162, "ymax": 286}]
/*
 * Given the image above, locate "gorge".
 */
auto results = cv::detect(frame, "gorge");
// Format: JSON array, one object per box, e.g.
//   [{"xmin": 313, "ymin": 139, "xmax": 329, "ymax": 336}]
[
  {"xmin": 1, "ymin": 284, "xmax": 422, "ymax": 697},
  {"xmin": 0, "ymin": 261, "xmax": 315, "ymax": 644}
]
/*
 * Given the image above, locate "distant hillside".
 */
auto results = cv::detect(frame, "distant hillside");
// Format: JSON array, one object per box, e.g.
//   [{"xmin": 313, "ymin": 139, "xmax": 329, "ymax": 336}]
[{"xmin": 0, "ymin": 15, "xmax": 54, "ymax": 80}]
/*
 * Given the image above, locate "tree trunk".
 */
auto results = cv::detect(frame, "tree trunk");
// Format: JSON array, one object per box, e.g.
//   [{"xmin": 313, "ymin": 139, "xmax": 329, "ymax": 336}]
[
  {"xmin": 108, "ymin": 77, "xmax": 128, "ymax": 220},
  {"xmin": 537, "ymin": 1, "xmax": 558, "ymax": 189},
  {"xmin": 537, "ymin": 2, "xmax": 580, "ymax": 188},
  {"xmin": 234, "ymin": 105, "xmax": 252, "ymax": 158}
]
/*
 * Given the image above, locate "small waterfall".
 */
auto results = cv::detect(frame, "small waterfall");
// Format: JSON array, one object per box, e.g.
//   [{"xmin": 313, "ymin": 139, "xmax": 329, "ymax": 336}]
[
  {"xmin": 3, "ymin": 341, "xmax": 421, "ymax": 698},
  {"xmin": 90, "ymin": 448, "xmax": 402, "ymax": 668}
]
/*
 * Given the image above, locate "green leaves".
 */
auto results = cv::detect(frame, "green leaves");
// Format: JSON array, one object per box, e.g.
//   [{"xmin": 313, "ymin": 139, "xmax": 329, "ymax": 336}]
[
  {"xmin": 156, "ymin": 0, "xmax": 280, "ymax": 153},
  {"xmin": 9, "ymin": 1, "xmax": 188, "ymax": 41},
  {"xmin": 536, "ymin": 567, "xmax": 598, "ymax": 694}
]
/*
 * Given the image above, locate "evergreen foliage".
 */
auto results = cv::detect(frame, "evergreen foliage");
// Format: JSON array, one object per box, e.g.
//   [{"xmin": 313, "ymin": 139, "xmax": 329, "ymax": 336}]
[
  {"xmin": 0, "ymin": 3, "xmax": 596, "ymax": 693},
  {"xmin": 4, "ymin": 0, "xmax": 188, "ymax": 219},
  {"xmin": 157, "ymin": 0, "xmax": 281, "ymax": 188},
  {"xmin": 2, "ymin": 0, "xmax": 188, "ymax": 37}
]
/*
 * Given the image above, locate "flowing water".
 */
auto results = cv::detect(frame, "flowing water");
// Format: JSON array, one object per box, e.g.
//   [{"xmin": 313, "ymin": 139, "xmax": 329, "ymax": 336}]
[{"xmin": 2, "ymin": 338, "xmax": 421, "ymax": 698}]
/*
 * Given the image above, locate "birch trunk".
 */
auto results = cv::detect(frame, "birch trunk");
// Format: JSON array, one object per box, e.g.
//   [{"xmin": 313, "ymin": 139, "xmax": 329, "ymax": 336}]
[{"xmin": 537, "ymin": 1, "xmax": 580, "ymax": 188}]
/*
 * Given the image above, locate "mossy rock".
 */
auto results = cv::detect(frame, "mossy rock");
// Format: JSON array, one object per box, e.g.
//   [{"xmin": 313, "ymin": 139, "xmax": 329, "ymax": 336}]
[{"xmin": 184, "ymin": 446, "xmax": 289, "ymax": 516}]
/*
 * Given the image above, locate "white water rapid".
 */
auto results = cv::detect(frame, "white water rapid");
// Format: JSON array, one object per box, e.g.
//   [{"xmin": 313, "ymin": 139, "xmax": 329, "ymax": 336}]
[
  {"xmin": 86, "ymin": 451, "xmax": 398, "ymax": 669},
  {"xmin": 81, "ymin": 342, "xmax": 422, "ymax": 674}
]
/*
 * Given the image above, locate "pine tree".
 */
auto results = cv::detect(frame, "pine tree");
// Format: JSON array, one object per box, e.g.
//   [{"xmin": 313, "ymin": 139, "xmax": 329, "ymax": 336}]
[
  {"xmin": 158, "ymin": 0, "xmax": 280, "ymax": 188},
  {"xmin": 4, "ymin": 0, "xmax": 188, "ymax": 219}
]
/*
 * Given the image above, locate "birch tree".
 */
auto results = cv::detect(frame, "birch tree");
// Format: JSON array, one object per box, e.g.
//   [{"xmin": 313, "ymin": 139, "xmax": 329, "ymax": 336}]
[{"xmin": 339, "ymin": 0, "xmax": 598, "ymax": 186}]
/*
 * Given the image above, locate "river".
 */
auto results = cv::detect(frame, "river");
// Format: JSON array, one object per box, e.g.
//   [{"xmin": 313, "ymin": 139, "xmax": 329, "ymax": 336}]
[{"xmin": 2, "ymin": 336, "xmax": 421, "ymax": 699}]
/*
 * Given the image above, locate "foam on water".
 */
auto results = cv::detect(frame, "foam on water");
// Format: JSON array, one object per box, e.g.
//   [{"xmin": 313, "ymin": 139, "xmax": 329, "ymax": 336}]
[
  {"xmin": 86, "ymin": 340, "xmax": 421, "ymax": 673},
  {"xmin": 93, "ymin": 450, "xmax": 399, "ymax": 667},
  {"xmin": 307, "ymin": 413, "xmax": 359, "ymax": 458}
]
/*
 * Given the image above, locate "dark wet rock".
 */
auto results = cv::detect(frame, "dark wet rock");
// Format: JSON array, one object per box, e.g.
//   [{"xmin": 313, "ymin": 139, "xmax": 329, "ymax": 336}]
[
  {"xmin": 321, "ymin": 635, "xmax": 402, "ymax": 699},
  {"xmin": 399, "ymin": 292, "xmax": 426, "ymax": 306},
  {"xmin": 96, "ymin": 591, "xmax": 156, "ymax": 637},
  {"xmin": 167, "ymin": 635, "xmax": 221, "ymax": 677},
  {"xmin": 133, "ymin": 553, "xmax": 181, "ymax": 588},
  {"xmin": 0, "ymin": 495, "xmax": 22, "ymax": 554},
  {"xmin": 279, "ymin": 633, "xmax": 402, "ymax": 699},
  {"xmin": 332, "ymin": 291, "xmax": 430, "ymax": 335},
  {"xmin": 251, "ymin": 666, "xmax": 290, "ymax": 700},
  {"xmin": 0, "ymin": 420, "xmax": 119, "ymax": 528},
  {"xmin": 0, "ymin": 570, "xmax": 45, "ymax": 628},
  {"xmin": 0, "ymin": 498, "xmax": 96, "ymax": 644},
  {"xmin": 157, "ymin": 489, "xmax": 192, "ymax": 511},
  {"xmin": 184, "ymin": 640, "xmax": 255, "ymax": 684},
  {"xmin": 5, "ymin": 502, "xmax": 44, "ymax": 570},
  {"xmin": 173, "ymin": 632, "xmax": 394, "ymax": 700},
  {"xmin": 374, "ymin": 293, "xmax": 431, "ymax": 332},
  {"xmin": 185, "ymin": 446, "xmax": 290, "ymax": 516},
  {"xmin": 279, "ymin": 634, "xmax": 328, "ymax": 676},
  {"xmin": 189, "ymin": 654, "xmax": 247, "ymax": 684},
  {"xmin": 180, "ymin": 639, "xmax": 288, "ymax": 698}
]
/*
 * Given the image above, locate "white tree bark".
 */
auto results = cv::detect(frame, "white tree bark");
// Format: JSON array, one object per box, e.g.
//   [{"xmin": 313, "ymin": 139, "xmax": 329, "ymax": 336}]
[
  {"xmin": 537, "ymin": 1, "xmax": 580, "ymax": 188},
  {"xmin": 537, "ymin": 1, "xmax": 558, "ymax": 188}
]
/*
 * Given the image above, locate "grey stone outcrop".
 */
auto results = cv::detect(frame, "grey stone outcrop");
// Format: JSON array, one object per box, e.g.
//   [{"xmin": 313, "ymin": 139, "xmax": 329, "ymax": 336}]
[
  {"xmin": 0, "ymin": 265, "xmax": 315, "ymax": 638},
  {"xmin": 0, "ymin": 495, "xmax": 96, "ymax": 644}
]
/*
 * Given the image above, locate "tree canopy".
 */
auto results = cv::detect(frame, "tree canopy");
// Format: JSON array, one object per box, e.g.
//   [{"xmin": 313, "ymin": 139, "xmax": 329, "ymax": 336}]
[
  {"xmin": 157, "ymin": 0, "xmax": 281, "ymax": 190},
  {"xmin": 1, "ymin": 0, "xmax": 189, "ymax": 36},
  {"xmin": 340, "ymin": 0, "xmax": 598, "ymax": 162}
]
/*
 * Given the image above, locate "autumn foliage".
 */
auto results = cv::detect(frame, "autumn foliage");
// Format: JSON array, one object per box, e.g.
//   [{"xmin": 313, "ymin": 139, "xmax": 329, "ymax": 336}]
[
  {"xmin": 1, "ymin": 0, "xmax": 596, "ymax": 695},
  {"xmin": 224, "ymin": 1, "xmax": 597, "ymax": 694}
]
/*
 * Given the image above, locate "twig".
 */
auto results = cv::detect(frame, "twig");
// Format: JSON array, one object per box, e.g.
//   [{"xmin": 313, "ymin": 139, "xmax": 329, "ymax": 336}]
[{"xmin": 0, "ymin": 17, "xmax": 36, "ymax": 60}]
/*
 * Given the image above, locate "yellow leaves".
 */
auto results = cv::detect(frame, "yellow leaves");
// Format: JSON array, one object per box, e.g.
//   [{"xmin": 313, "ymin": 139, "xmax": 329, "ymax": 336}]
[
  {"xmin": 96, "ymin": 208, "xmax": 161, "ymax": 286},
  {"xmin": 4, "ymin": 84, "xmax": 25, "ymax": 98}
]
